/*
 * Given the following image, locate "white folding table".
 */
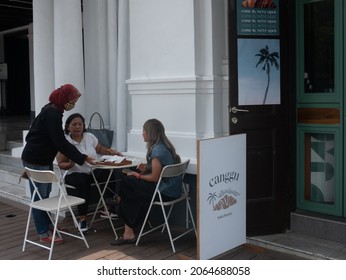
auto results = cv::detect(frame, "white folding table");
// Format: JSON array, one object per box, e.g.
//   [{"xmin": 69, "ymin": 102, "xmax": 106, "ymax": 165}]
[{"xmin": 88, "ymin": 161, "xmax": 138, "ymax": 240}]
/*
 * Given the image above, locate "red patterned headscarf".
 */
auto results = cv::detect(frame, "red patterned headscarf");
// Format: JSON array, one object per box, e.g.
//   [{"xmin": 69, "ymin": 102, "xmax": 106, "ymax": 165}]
[{"xmin": 48, "ymin": 84, "xmax": 81, "ymax": 112}]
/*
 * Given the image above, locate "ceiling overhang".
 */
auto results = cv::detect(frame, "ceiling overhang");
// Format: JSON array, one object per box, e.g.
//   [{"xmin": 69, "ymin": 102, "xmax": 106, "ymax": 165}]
[{"xmin": 0, "ymin": 0, "xmax": 33, "ymax": 33}]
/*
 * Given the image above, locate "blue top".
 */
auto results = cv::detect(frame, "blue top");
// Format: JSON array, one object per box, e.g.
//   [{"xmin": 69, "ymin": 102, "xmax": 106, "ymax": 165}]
[{"xmin": 147, "ymin": 141, "xmax": 182, "ymax": 198}]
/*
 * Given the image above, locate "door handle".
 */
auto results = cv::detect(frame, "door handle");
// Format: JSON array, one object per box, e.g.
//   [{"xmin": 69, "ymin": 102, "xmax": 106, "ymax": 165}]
[{"xmin": 230, "ymin": 107, "xmax": 250, "ymax": 113}]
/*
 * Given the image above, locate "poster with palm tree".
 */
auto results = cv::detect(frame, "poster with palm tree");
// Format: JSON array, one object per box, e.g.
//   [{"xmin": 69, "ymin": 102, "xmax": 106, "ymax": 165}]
[{"xmin": 237, "ymin": 38, "xmax": 280, "ymax": 105}]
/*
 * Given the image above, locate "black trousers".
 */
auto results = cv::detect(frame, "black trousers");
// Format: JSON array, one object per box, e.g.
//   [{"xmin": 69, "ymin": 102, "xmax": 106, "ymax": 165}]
[{"xmin": 117, "ymin": 176, "xmax": 175, "ymax": 229}]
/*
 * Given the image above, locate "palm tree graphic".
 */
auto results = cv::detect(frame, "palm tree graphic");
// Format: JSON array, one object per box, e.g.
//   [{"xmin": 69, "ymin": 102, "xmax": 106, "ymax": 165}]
[
  {"xmin": 207, "ymin": 192, "xmax": 218, "ymax": 208},
  {"xmin": 255, "ymin": 45, "xmax": 280, "ymax": 105}
]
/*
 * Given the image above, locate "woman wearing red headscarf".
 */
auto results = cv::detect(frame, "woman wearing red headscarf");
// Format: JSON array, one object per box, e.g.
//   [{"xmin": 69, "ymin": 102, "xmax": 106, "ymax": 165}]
[{"xmin": 22, "ymin": 84, "xmax": 95, "ymax": 244}]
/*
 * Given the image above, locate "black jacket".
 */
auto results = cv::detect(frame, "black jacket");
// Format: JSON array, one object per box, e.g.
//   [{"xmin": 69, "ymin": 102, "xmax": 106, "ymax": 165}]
[{"xmin": 21, "ymin": 104, "xmax": 86, "ymax": 166}]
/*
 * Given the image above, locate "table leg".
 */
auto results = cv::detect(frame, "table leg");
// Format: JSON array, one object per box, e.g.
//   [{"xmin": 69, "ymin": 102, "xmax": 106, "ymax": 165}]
[{"xmin": 89, "ymin": 169, "xmax": 119, "ymax": 240}]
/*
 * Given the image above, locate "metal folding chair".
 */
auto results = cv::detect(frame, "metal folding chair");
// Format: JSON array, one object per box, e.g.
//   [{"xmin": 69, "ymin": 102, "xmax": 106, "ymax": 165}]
[
  {"xmin": 136, "ymin": 159, "xmax": 197, "ymax": 253},
  {"xmin": 22, "ymin": 167, "xmax": 89, "ymax": 260}
]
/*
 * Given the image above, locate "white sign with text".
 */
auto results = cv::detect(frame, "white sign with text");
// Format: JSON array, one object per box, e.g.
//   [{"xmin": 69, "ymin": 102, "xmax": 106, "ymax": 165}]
[{"xmin": 197, "ymin": 134, "xmax": 246, "ymax": 259}]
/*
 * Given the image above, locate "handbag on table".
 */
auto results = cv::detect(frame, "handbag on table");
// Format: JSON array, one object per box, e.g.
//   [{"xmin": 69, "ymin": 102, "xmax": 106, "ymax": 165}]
[{"xmin": 86, "ymin": 112, "xmax": 114, "ymax": 147}]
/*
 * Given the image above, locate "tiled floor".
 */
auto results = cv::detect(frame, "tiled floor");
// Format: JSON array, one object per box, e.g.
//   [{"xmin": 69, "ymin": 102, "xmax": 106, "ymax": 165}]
[
  {"xmin": 0, "ymin": 197, "xmax": 308, "ymax": 260},
  {"xmin": 2, "ymin": 196, "xmax": 346, "ymax": 260}
]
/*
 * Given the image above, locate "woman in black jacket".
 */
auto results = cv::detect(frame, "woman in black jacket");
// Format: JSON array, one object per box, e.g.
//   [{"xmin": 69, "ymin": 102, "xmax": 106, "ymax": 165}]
[{"xmin": 22, "ymin": 84, "xmax": 95, "ymax": 244}]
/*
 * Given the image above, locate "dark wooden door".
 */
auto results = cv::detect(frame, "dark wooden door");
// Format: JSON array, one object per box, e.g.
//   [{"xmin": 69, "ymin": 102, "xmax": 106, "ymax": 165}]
[{"xmin": 228, "ymin": 0, "xmax": 295, "ymax": 236}]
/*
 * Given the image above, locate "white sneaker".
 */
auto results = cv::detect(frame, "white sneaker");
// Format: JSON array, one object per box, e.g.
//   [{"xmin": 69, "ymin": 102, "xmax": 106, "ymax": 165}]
[{"xmin": 100, "ymin": 210, "xmax": 119, "ymax": 220}]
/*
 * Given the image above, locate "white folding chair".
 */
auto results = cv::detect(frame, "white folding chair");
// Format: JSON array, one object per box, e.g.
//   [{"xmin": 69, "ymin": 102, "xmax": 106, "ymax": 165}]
[
  {"xmin": 22, "ymin": 167, "xmax": 89, "ymax": 260},
  {"xmin": 136, "ymin": 159, "xmax": 196, "ymax": 253}
]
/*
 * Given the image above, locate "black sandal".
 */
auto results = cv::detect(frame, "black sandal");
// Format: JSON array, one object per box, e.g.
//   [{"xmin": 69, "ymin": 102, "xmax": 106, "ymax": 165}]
[{"xmin": 110, "ymin": 237, "xmax": 136, "ymax": 246}]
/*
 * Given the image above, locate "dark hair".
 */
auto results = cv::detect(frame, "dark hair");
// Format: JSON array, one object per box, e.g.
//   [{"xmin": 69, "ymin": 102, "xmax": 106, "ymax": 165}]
[
  {"xmin": 143, "ymin": 119, "xmax": 181, "ymax": 164},
  {"xmin": 64, "ymin": 113, "xmax": 86, "ymax": 134}
]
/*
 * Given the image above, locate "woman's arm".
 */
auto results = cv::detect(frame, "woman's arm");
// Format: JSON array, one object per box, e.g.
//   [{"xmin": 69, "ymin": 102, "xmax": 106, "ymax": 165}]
[
  {"xmin": 95, "ymin": 143, "xmax": 123, "ymax": 156},
  {"xmin": 127, "ymin": 157, "xmax": 161, "ymax": 183},
  {"xmin": 56, "ymin": 152, "xmax": 75, "ymax": 170}
]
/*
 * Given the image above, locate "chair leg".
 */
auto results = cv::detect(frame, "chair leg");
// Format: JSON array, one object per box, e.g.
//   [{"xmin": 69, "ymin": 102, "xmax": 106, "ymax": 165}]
[
  {"xmin": 22, "ymin": 207, "xmax": 33, "ymax": 252},
  {"xmin": 159, "ymin": 203, "xmax": 176, "ymax": 253},
  {"xmin": 186, "ymin": 199, "xmax": 197, "ymax": 236},
  {"xmin": 185, "ymin": 200, "xmax": 189, "ymax": 228},
  {"xmin": 48, "ymin": 211, "xmax": 60, "ymax": 260},
  {"xmin": 48, "ymin": 210, "xmax": 63, "ymax": 238},
  {"xmin": 136, "ymin": 200, "xmax": 155, "ymax": 246},
  {"xmin": 161, "ymin": 205, "xmax": 174, "ymax": 233}
]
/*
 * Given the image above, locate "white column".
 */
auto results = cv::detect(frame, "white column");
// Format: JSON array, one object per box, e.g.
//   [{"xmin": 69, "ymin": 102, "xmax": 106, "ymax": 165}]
[
  {"xmin": 107, "ymin": 0, "xmax": 119, "ymax": 148},
  {"xmin": 83, "ymin": 0, "xmax": 109, "ymax": 126},
  {"xmin": 128, "ymin": 0, "xmax": 197, "ymax": 161},
  {"xmin": 116, "ymin": 0, "xmax": 129, "ymax": 152},
  {"xmin": 127, "ymin": 0, "xmax": 227, "ymax": 171},
  {"xmin": 32, "ymin": 0, "xmax": 54, "ymax": 113},
  {"xmin": 194, "ymin": 0, "xmax": 228, "ymax": 138},
  {"xmin": 53, "ymin": 0, "xmax": 85, "ymax": 116}
]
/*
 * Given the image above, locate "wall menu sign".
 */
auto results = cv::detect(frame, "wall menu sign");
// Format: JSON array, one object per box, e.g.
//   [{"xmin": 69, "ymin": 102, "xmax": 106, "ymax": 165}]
[
  {"xmin": 197, "ymin": 134, "xmax": 246, "ymax": 260},
  {"xmin": 237, "ymin": 0, "xmax": 280, "ymax": 36}
]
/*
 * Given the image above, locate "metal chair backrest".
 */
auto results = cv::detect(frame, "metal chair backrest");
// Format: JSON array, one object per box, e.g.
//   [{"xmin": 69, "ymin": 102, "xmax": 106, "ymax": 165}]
[
  {"xmin": 160, "ymin": 159, "xmax": 190, "ymax": 179},
  {"xmin": 155, "ymin": 160, "xmax": 190, "ymax": 195},
  {"xmin": 24, "ymin": 167, "xmax": 59, "ymax": 184}
]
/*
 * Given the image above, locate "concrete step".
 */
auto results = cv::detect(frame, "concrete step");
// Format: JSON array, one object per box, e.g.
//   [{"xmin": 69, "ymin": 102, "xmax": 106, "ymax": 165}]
[
  {"xmin": 0, "ymin": 150, "xmax": 64, "ymax": 206},
  {"xmin": 0, "ymin": 154, "xmax": 29, "ymax": 205},
  {"xmin": 0, "ymin": 153, "xmax": 24, "ymax": 169},
  {"xmin": 0, "ymin": 163, "xmax": 25, "ymax": 187},
  {"xmin": 291, "ymin": 210, "xmax": 346, "ymax": 244},
  {"xmin": 7, "ymin": 140, "xmax": 23, "ymax": 151},
  {"xmin": 5, "ymin": 130, "xmax": 23, "ymax": 141},
  {"xmin": 0, "ymin": 180, "xmax": 30, "ymax": 206}
]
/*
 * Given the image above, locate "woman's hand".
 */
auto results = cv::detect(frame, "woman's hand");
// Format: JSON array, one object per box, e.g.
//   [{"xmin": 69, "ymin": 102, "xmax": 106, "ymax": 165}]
[
  {"xmin": 126, "ymin": 171, "xmax": 140, "ymax": 178},
  {"xmin": 96, "ymin": 144, "xmax": 123, "ymax": 156},
  {"xmin": 131, "ymin": 158, "xmax": 161, "ymax": 182},
  {"xmin": 114, "ymin": 151, "xmax": 123, "ymax": 156},
  {"xmin": 85, "ymin": 155, "xmax": 96, "ymax": 165},
  {"xmin": 136, "ymin": 163, "xmax": 147, "ymax": 172}
]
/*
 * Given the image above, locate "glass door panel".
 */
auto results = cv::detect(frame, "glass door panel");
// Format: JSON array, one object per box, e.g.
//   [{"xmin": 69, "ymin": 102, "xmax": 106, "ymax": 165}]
[
  {"xmin": 304, "ymin": 0, "xmax": 334, "ymax": 94},
  {"xmin": 304, "ymin": 133, "xmax": 335, "ymax": 204},
  {"xmin": 297, "ymin": 127, "xmax": 342, "ymax": 216}
]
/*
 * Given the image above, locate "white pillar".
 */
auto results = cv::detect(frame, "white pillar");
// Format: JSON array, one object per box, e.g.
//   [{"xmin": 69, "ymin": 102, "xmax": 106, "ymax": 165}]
[
  {"xmin": 107, "ymin": 0, "xmax": 119, "ymax": 148},
  {"xmin": 127, "ymin": 0, "xmax": 227, "ymax": 170},
  {"xmin": 116, "ymin": 0, "xmax": 129, "ymax": 152},
  {"xmin": 83, "ymin": 0, "xmax": 109, "ymax": 126},
  {"xmin": 32, "ymin": 0, "xmax": 54, "ymax": 113},
  {"xmin": 194, "ymin": 0, "xmax": 227, "ymax": 137},
  {"xmin": 53, "ymin": 0, "xmax": 85, "ymax": 116},
  {"xmin": 128, "ymin": 0, "xmax": 197, "ymax": 160}
]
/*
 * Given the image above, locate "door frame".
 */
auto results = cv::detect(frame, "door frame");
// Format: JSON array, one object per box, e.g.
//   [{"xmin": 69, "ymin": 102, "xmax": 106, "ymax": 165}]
[
  {"xmin": 228, "ymin": 0, "xmax": 297, "ymax": 235},
  {"xmin": 296, "ymin": 0, "xmax": 344, "ymax": 216}
]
